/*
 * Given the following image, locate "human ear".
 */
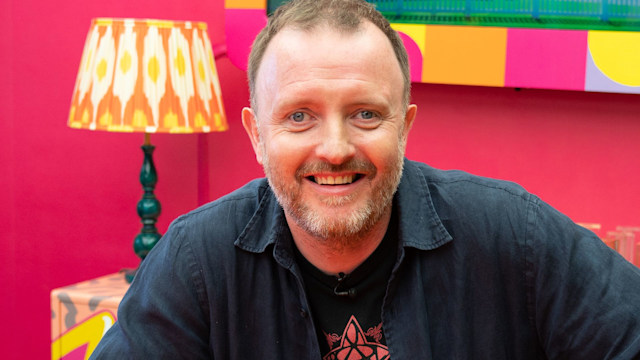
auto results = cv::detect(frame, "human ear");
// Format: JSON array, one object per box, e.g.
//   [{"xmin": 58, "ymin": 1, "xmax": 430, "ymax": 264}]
[
  {"xmin": 241, "ymin": 107, "xmax": 264, "ymax": 165},
  {"xmin": 402, "ymin": 104, "xmax": 417, "ymax": 140}
]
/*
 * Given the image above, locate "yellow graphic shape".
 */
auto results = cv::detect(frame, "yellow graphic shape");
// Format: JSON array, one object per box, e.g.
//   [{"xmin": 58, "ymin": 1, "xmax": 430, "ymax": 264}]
[
  {"xmin": 84, "ymin": 49, "xmax": 94, "ymax": 72},
  {"xmin": 391, "ymin": 23, "xmax": 427, "ymax": 59},
  {"xmin": 588, "ymin": 31, "xmax": 640, "ymax": 86},
  {"xmin": 51, "ymin": 311, "xmax": 115, "ymax": 360},
  {"xmin": 146, "ymin": 19, "xmax": 175, "ymax": 29},
  {"xmin": 225, "ymin": 0, "xmax": 266, "ymax": 9},
  {"xmin": 148, "ymin": 56, "xmax": 160, "ymax": 83},
  {"xmin": 194, "ymin": 112, "xmax": 206, "ymax": 127},
  {"xmin": 120, "ymin": 51, "xmax": 132, "ymax": 74},
  {"xmin": 163, "ymin": 110, "xmax": 178, "ymax": 128},
  {"xmin": 95, "ymin": 19, "xmax": 113, "ymax": 27},
  {"xmin": 198, "ymin": 60, "xmax": 206, "ymax": 81},
  {"xmin": 81, "ymin": 109, "xmax": 90, "ymax": 124},
  {"xmin": 107, "ymin": 124, "xmax": 134, "ymax": 132},
  {"xmin": 423, "ymin": 25, "xmax": 507, "ymax": 87},
  {"xmin": 175, "ymin": 49, "xmax": 186, "ymax": 76},
  {"xmin": 132, "ymin": 109, "xmax": 148, "ymax": 127},
  {"xmin": 213, "ymin": 113, "xmax": 223, "ymax": 129},
  {"xmin": 96, "ymin": 59, "xmax": 108, "ymax": 81},
  {"xmin": 98, "ymin": 111, "xmax": 112, "ymax": 127},
  {"xmin": 69, "ymin": 106, "xmax": 77, "ymax": 126}
]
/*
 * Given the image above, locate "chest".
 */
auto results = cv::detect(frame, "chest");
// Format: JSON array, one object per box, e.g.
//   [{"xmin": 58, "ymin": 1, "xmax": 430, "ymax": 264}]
[{"xmin": 205, "ymin": 245, "xmax": 541, "ymax": 359}]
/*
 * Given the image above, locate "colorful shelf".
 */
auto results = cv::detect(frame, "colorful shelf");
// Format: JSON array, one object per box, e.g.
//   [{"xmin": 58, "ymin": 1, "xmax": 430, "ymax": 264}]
[{"xmin": 224, "ymin": 0, "xmax": 640, "ymax": 94}]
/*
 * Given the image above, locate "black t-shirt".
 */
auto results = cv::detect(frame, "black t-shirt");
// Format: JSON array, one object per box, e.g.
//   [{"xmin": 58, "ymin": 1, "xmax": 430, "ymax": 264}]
[{"xmin": 295, "ymin": 212, "xmax": 398, "ymax": 359}]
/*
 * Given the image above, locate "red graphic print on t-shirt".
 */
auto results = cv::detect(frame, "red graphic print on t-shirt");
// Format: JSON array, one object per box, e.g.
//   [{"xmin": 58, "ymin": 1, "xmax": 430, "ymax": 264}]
[{"xmin": 322, "ymin": 315, "xmax": 389, "ymax": 360}]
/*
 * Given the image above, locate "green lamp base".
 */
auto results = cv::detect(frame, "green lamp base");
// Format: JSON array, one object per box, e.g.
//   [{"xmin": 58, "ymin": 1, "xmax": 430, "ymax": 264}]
[{"xmin": 125, "ymin": 136, "xmax": 162, "ymax": 283}]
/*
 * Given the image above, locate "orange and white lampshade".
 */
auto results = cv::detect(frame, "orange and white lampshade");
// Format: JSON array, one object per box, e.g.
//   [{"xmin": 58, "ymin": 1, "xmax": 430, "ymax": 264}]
[{"xmin": 69, "ymin": 18, "xmax": 228, "ymax": 134}]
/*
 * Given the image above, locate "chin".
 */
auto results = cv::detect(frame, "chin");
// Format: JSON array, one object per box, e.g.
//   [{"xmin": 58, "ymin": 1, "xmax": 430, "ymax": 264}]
[{"xmin": 295, "ymin": 198, "xmax": 384, "ymax": 241}]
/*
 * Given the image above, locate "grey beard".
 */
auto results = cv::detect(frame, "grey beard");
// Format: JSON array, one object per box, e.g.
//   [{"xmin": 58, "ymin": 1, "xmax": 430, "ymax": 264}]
[{"xmin": 264, "ymin": 147, "xmax": 405, "ymax": 245}]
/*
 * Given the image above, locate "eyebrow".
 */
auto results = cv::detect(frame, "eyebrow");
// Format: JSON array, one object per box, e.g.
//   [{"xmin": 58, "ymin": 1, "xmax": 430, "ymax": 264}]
[{"xmin": 276, "ymin": 84, "xmax": 393, "ymax": 107}]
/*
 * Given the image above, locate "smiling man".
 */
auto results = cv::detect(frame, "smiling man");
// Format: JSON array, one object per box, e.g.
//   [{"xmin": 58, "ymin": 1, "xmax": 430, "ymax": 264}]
[
  {"xmin": 242, "ymin": 17, "xmax": 415, "ymax": 276},
  {"xmin": 90, "ymin": 0, "xmax": 640, "ymax": 359}
]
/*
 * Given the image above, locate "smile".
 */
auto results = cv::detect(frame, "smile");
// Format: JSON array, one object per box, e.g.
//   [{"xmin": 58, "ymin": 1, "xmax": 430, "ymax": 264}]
[{"xmin": 310, "ymin": 174, "xmax": 363, "ymax": 185}]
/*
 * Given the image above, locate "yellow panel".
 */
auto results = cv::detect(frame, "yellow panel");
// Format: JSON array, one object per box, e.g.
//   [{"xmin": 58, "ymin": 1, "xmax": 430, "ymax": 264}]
[
  {"xmin": 588, "ymin": 30, "xmax": 640, "ymax": 87},
  {"xmin": 225, "ymin": 0, "xmax": 266, "ymax": 9},
  {"xmin": 423, "ymin": 25, "xmax": 507, "ymax": 87},
  {"xmin": 391, "ymin": 23, "xmax": 427, "ymax": 58}
]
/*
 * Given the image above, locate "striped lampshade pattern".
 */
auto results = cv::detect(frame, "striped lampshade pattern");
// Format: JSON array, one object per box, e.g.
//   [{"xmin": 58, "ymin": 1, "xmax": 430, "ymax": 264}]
[{"xmin": 69, "ymin": 18, "xmax": 228, "ymax": 134}]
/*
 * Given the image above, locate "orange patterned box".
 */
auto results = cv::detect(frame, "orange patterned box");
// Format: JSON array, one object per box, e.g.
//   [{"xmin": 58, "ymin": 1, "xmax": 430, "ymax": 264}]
[{"xmin": 51, "ymin": 273, "xmax": 130, "ymax": 360}]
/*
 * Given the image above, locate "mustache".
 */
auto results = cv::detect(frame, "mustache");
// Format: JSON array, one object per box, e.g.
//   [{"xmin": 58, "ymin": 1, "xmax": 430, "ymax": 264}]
[{"xmin": 296, "ymin": 159, "xmax": 376, "ymax": 178}]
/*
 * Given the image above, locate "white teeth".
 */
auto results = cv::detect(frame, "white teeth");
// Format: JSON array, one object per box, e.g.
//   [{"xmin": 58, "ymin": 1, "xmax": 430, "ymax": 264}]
[{"xmin": 314, "ymin": 175, "xmax": 355, "ymax": 185}]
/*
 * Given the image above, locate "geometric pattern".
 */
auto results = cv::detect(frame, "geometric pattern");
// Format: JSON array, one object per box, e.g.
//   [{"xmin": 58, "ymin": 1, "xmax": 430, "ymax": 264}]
[
  {"xmin": 585, "ymin": 30, "xmax": 640, "ymax": 93},
  {"xmin": 224, "ymin": 0, "xmax": 640, "ymax": 94},
  {"xmin": 69, "ymin": 18, "xmax": 228, "ymax": 133},
  {"xmin": 323, "ymin": 316, "xmax": 390, "ymax": 360},
  {"xmin": 51, "ymin": 273, "xmax": 129, "ymax": 360}
]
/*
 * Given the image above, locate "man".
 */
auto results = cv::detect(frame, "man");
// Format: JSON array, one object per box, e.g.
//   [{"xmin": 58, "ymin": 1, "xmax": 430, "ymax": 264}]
[{"xmin": 90, "ymin": 0, "xmax": 640, "ymax": 358}]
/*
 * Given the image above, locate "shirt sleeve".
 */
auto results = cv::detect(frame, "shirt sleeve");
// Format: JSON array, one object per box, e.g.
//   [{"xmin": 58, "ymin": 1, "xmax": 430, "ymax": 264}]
[
  {"xmin": 89, "ymin": 219, "xmax": 211, "ymax": 359},
  {"xmin": 527, "ymin": 197, "xmax": 640, "ymax": 359}
]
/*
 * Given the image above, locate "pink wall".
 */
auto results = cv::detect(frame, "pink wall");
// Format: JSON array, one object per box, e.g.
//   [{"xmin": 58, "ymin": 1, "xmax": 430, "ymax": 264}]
[
  {"xmin": 405, "ymin": 84, "xmax": 640, "ymax": 231},
  {"xmin": 1, "ymin": 0, "xmax": 639, "ymax": 358},
  {"xmin": 0, "ymin": 0, "xmax": 256, "ymax": 358}
]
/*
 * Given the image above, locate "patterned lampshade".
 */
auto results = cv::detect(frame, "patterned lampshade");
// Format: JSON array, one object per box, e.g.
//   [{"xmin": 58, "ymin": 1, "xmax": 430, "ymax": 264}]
[{"xmin": 68, "ymin": 18, "xmax": 228, "ymax": 134}]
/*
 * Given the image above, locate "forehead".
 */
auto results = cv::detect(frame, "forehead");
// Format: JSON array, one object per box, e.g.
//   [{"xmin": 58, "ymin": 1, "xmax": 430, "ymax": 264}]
[{"xmin": 254, "ymin": 21, "xmax": 404, "ymax": 110}]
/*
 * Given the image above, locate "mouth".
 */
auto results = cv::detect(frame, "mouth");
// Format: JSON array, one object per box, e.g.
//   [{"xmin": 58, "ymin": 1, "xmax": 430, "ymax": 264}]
[{"xmin": 307, "ymin": 174, "xmax": 364, "ymax": 185}]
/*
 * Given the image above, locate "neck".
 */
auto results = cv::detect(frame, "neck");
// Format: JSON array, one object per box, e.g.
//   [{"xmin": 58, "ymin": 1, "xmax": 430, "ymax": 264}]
[{"xmin": 287, "ymin": 207, "xmax": 392, "ymax": 276}]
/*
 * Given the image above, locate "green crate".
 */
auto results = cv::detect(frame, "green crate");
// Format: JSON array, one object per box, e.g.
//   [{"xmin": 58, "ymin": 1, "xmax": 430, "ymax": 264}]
[{"xmin": 267, "ymin": 0, "xmax": 640, "ymax": 30}]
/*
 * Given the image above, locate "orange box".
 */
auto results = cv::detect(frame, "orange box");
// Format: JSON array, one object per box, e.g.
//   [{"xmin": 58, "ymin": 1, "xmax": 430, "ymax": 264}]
[
  {"xmin": 51, "ymin": 273, "xmax": 130, "ymax": 360},
  {"xmin": 225, "ymin": 0, "xmax": 266, "ymax": 9},
  {"xmin": 423, "ymin": 25, "xmax": 507, "ymax": 87}
]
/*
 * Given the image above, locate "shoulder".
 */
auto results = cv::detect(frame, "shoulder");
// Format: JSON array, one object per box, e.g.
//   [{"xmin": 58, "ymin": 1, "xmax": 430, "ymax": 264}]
[
  {"xmin": 404, "ymin": 159, "xmax": 535, "ymax": 212},
  {"xmin": 170, "ymin": 178, "xmax": 270, "ymax": 235},
  {"xmin": 148, "ymin": 178, "xmax": 272, "ymax": 264},
  {"xmin": 396, "ymin": 159, "xmax": 542, "ymax": 254}
]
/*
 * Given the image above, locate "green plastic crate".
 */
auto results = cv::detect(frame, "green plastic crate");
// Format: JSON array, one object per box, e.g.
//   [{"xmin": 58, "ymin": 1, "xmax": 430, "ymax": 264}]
[{"xmin": 267, "ymin": 0, "xmax": 640, "ymax": 30}]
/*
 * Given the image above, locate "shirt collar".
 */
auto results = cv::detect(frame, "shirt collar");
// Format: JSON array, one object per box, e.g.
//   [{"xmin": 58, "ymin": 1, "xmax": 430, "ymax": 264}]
[
  {"xmin": 396, "ymin": 159, "xmax": 453, "ymax": 250},
  {"xmin": 234, "ymin": 159, "xmax": 452, "ymax": 254},
  {"xmin": 234, "ymin": 181, "xmax": 284, "ymax": 254}
]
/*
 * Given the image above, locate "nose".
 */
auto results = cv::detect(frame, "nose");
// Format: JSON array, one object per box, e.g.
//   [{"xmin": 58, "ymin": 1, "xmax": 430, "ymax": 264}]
[{"xmin": 315, "ymin": 116, "xmax": 356, "ymax": 165}]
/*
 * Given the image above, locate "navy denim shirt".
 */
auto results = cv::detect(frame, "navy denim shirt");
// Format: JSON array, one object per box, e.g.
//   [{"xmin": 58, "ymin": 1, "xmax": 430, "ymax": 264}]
[{"xmin": 91, "ymin": 159, "xmax": 640, "ymax": 359}]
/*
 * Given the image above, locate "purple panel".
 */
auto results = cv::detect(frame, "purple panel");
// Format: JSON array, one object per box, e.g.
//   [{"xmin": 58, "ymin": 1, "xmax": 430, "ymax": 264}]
[{"xmin": 585, "ymin": 50, "xmax": 640, "ymax": 94}]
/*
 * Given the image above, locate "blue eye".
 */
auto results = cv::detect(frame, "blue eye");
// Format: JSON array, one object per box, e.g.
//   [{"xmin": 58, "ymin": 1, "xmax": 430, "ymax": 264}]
[
  {"xmin": 290, "ymin": 112, "xmax": 306, "ymax": 122},
  {"xmin": 360, "ymin": 111, "xmax": 374, "ymax": 119},
  {"xmin": 352, "ymin": 110, "xmax": 382, "ymax": 129}
]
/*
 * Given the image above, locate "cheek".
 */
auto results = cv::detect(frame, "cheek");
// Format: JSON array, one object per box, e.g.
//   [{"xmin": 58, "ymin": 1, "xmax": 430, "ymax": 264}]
[
  {"xmin": 360, "ymin": 133, "xmax": 404, "ymax": 166},
  {"xmin": 263, "ymin": 135, "xmax": 309, "ymax": 173}
]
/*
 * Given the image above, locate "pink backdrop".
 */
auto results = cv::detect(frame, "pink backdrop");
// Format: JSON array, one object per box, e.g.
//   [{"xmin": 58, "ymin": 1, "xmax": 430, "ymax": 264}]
[{"xmin": 1, "ymin": 0, "xmax": 639, "ymax": 358}]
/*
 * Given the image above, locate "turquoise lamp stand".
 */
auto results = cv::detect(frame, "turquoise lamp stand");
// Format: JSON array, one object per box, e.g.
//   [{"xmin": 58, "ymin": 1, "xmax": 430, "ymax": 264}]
[{"xmin": 125, "ymin": 133, "xmax": 162, "ymax": 283}]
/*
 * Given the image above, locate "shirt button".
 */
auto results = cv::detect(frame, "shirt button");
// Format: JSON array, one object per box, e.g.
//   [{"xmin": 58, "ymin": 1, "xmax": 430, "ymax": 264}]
[{"xmin": 299, "ymin": 308, "xmax": 308, "ymax": 318}]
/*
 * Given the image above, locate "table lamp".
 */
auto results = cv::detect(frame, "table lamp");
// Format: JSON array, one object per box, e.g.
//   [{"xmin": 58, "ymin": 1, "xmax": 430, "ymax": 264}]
[{"xmin": 68, "ymin": 18, "xmax": 228, "ymax": 282}]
